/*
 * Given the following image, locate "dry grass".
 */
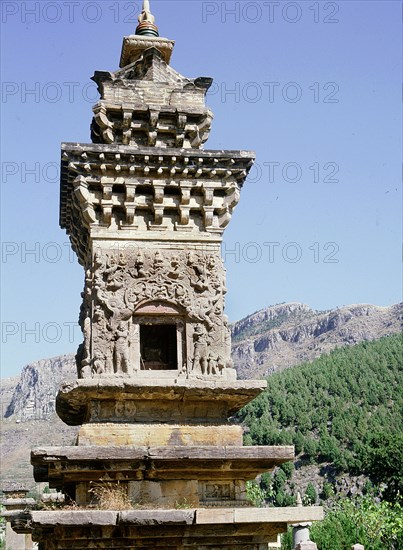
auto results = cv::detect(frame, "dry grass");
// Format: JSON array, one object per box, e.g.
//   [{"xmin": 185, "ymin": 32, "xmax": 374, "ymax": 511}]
[{"xmin": 89, "ymin": 481, "xmax": 133, "ymax": 510}]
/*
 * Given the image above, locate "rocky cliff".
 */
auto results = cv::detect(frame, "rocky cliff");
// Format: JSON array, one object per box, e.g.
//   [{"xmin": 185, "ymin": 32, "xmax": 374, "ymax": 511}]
[
  {"xmin": 1, "ymin": 355, "xmax": 78, "ymax": 487},
  {"xmin": 232, "ymin": 302, "xmax": 402, "ymax": 379},
  {"xmin": 4, "ymin": 355, "xmax": 76, "ymax": 421}
]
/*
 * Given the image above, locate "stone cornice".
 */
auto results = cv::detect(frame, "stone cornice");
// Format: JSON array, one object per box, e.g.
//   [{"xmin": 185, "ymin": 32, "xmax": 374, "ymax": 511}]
[
  {"xmin": 120, "ymin": 35, "xmax": 175, "ymax": 67},
  {"xmin": 32, "ymin": 445, "xmax": 294, "ymax": 486},
  {"xmin": 60, "ymin": 143, "xmax": 255, "ymax": 264},
  {"xmin": 55, "ymin": 378, "xmax": 266, "ymax": 425}
]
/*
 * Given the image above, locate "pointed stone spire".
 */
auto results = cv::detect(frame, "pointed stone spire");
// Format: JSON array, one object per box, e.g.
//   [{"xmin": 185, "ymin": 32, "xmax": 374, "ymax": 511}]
[
  {"xmin": 136, "ymin": 0, "xmax": 159, "ymax": 37},
  {"xmin": 296, "ymin": 491, "xmax": 303, "ymax": 507}
]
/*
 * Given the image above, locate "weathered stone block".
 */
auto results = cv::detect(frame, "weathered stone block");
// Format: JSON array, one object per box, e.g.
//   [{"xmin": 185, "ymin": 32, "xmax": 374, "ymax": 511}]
[
  {"xmin": 31, "ymin": 511, "xmax": 118, "ymax": 526},
  {"xmin": 56, "ymin": 378, "xmax": 266, "ymax": 425},
  {"xmin": 77, "ymin": 423, "xmax": 243, "ymax": 447},
  {"xmin": 119, "ymin": 509, "xmax": 195, "ymax": 525},
  {"xmin": 128, "ymin": 479, "xmax": 199, "ymax": 507},
  {"xmin": 295, "ymin": 542, "xmax": 318, "ymax": 550}
]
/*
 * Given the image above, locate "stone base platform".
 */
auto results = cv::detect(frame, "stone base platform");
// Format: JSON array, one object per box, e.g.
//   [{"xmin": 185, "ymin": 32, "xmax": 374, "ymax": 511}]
[{"xmin": 21, "ymin": 508, "xmax": 324, "ymax": 549}]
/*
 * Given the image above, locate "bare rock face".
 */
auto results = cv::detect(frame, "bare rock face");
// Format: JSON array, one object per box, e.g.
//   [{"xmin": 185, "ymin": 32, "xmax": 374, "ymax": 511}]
[
  {"xmin": 0, "ymin": 375, "xmax": 20, "ymax": 418},
  {"xmin": 231, "ymin": 302, "xmax": 402, "ymax": 379},
  {"xmin": 1, "ymin": 356, "xmax": 78, "ymax": 487},
  {"xmin": 4, "ymin": 355, "xmax": 76, "ymax": 421}
]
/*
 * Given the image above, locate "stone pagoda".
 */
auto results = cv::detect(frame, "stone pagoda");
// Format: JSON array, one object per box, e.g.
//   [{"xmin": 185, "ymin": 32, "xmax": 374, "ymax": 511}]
[{"xmin": 22, "ymin": 2, "xmax": 322, "ymax": 548}]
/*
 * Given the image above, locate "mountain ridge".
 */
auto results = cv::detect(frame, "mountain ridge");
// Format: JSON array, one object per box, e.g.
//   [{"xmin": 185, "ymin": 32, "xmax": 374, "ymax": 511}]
[{"xmin": 231, "ymin": 302, "xmax": 402, "ymax": 379}]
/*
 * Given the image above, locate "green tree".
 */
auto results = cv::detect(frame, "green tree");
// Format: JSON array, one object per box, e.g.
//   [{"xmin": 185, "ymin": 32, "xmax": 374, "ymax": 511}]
[
  {"xmin": 245, "ymin": 481, "xmax": 266, "ymax": 507},
  {"xmin": 364, "ymin": 432, "xmax": 403, "ymax": 502},
  {"xmin": 320, "ymin": 482, "xmax": 334, "ymax": 501},
  {"xmin": 280, "ymin": 461, "xmax": 294, "ymax": 480},
  {"xmin": 236, "ymin": 334, "xmax": 403, "ymax": 493},
  {"xmin": 304, "ymin": 482, "xmax": 317, "ymax": 505},
  {"xmin": 280, "ymin": 527, "xmax": 292, "ymax": 550},
  {"xmin": 310, "ymin": 496, "xmax": 403, "ymax": 550}
]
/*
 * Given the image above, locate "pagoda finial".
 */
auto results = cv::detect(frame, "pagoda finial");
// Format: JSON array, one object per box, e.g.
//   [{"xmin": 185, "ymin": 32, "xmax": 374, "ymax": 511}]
[{"xmin": 136, "ymin": 0, "xmax": 159, "ymax": 37}]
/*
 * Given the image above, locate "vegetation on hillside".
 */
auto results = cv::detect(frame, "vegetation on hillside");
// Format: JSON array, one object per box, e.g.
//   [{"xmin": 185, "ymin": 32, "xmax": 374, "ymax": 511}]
[
  {"xmin": 239, "ymin": 334, "xmax": 403, "ymax": 549},
  {"xmin": 237, "ymin": 334, "xmax": 403, "ymax": 499}
]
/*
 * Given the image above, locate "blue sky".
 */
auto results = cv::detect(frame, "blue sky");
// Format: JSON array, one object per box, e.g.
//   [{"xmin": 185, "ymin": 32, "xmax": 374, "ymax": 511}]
[{"xmin": 1, "ymin": 1, "xmax": 401, "ymax": 378}]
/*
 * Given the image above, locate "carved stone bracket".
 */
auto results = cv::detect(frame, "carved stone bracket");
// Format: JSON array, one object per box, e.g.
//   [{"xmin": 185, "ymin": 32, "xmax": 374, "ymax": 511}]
[{"xmin": 60, "ymin": 145, "xmax": 255, "ymax": 263}]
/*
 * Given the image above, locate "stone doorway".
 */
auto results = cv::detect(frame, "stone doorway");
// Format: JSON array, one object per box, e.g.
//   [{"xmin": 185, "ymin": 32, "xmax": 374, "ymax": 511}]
[{"xmin": 140, "ymin": 324, "xmax": 177, "ymax": 370}]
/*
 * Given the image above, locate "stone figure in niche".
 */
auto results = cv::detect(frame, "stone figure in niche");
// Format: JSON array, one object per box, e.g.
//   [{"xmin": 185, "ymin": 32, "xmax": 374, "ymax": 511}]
[
  {"xmin": 192, "ymin": 324, "xmax": 208, "ymax": 375},
  {"xmin": 105, "ymin": 255, "xmax": 124, "ymax": 291},
  {"xmin": 114, "ymin": 321, "xmax": 131, "ymax": 374},
  {"xmin": 81, "ymin": 315, "xmax": 92, "ymax": 366},
  {"xmin": 118, "ymin": 252, "xmax": 127, "ymax": 267},
  {"xmin": 153, "ymin": 250, "xmax": 165, "ymax": 271},
  {"xmin": 92, "ymin": 305, "xmax": 114, "ymax": 375},
  {"xmin": 92, "ymin": 349, "xmax": 105, "ymax": 375},
  {"xmin": 223, "ymin": 315, "xmax": 232, "ymax": 367},
  {"xmin": 128, "ymin": 253, "xmax": 146, "ymax": 279},
  {"xmin": 188, "ymin": 253, "xmax": 209, "ymax": 293},
  {"xmin": 93, "ymin": 251, "xmax": 106, "ymax": 285},
  {"xmin": 217, "ymin": 355, "xmax": 225, "ymax": 375},
  {"xmin": 76, "ymin": 268, "xmax": 94, "ymax": 376},
  {"xmin": 96, "ymin": 285, "xmax": 132, "ymax": 325},
  {"xmin": 77, "ymin": 344, "xmax": 92, "ymax": 379},
  {"xmin": 207, "ymin": 353, "xmax": 217, "ymax": 375}
]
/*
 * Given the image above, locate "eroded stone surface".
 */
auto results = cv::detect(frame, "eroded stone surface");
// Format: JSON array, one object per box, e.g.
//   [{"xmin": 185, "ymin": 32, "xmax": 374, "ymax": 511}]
[{"xmin": 75, "ymin": 423, "xmax": 243, "ymax": 447}]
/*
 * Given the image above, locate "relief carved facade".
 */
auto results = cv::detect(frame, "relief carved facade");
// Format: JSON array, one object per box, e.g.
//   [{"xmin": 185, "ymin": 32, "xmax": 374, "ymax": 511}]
[{"xmin": 77, "ymin": 248, "xmax": 233, "ymax": 380}]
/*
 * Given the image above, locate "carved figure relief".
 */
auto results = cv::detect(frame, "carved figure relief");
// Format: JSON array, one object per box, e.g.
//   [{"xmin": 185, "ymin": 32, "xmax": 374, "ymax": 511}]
[
  {"xmin": 114, "ymin": 321, "xmax": 131, "ymax": 374},
  {"xmin": 202, "ymin": 482, "xmax": 233, "ymax": 502},
  {"xmin": 77, "ymin": 248, "xmax": 231, "ymax": 379}
]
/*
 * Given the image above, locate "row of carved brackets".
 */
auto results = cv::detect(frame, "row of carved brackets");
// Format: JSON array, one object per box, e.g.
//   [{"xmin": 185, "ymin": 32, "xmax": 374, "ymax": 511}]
[
  {"xmin": 60, "ymin": 146, "xmax": 255, "ymax": 262},
  {"xmin": 72, "ymin": 175, "xmax": 240, "ymax": 230},
  {"xmin": 92, "ymin": 103, "xmax": 213, "ymax": 148},
  {"xmin": 64, "ymin": 152, "xmax": 251, "ymax": 182}
]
